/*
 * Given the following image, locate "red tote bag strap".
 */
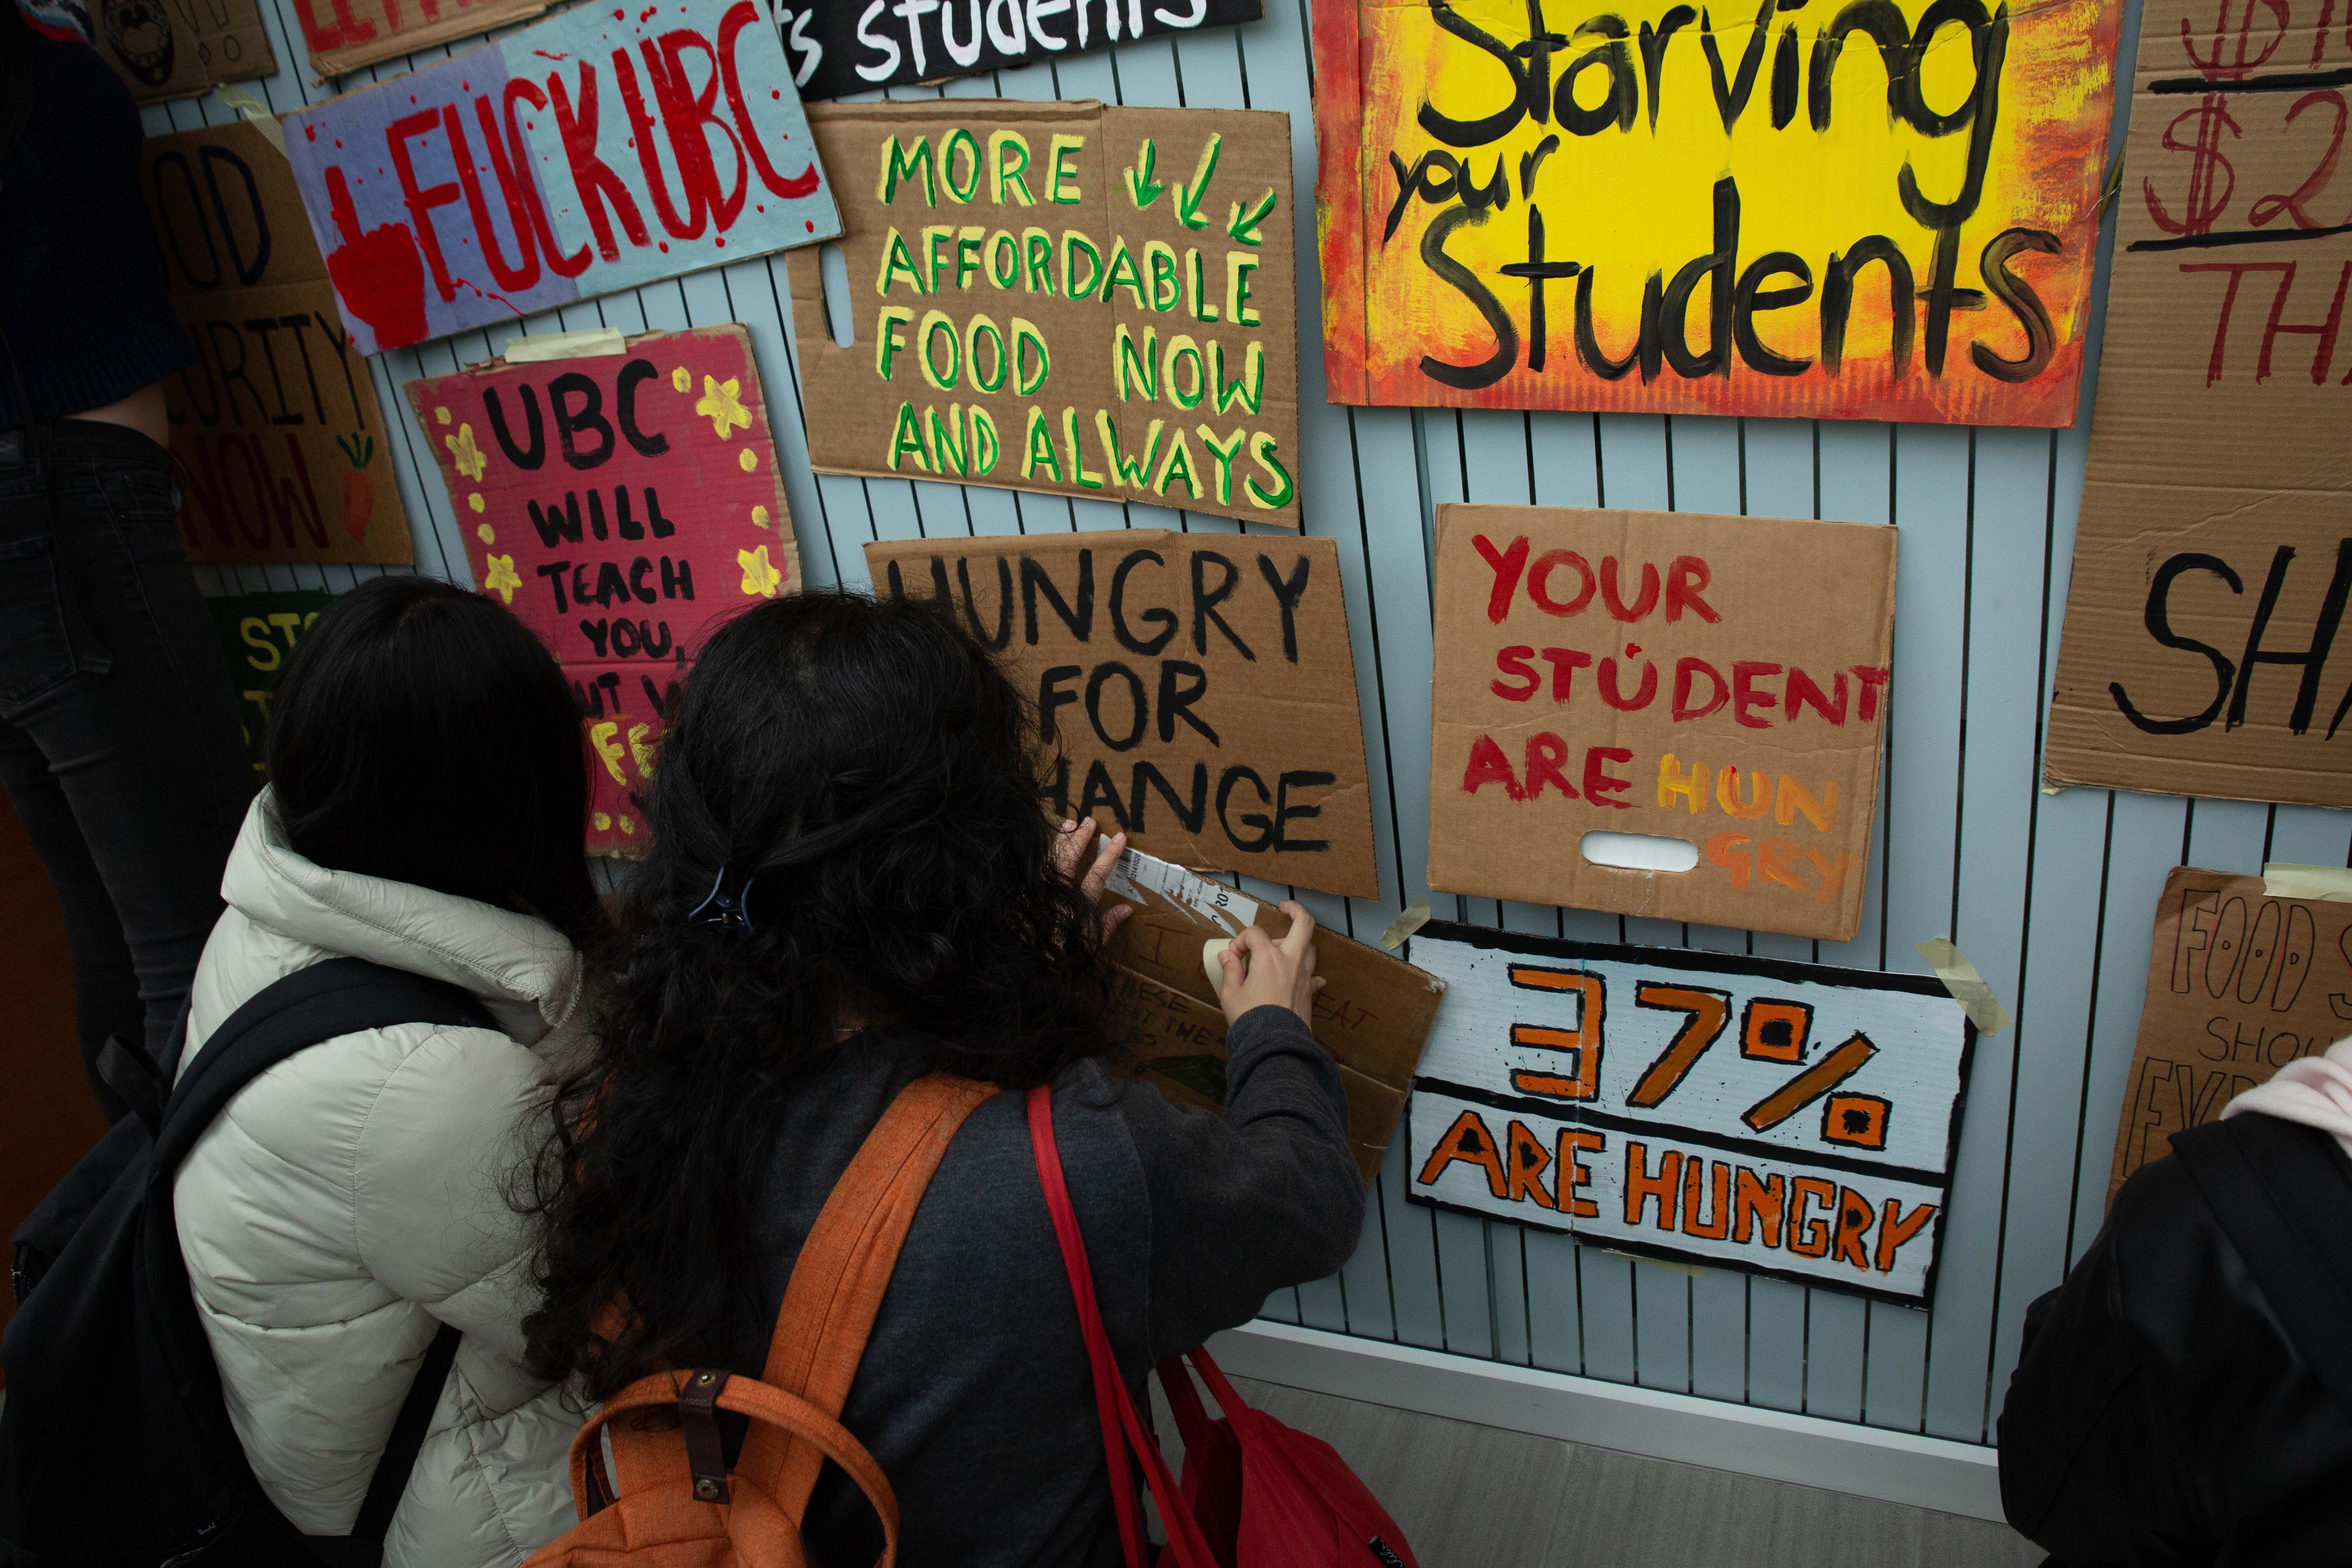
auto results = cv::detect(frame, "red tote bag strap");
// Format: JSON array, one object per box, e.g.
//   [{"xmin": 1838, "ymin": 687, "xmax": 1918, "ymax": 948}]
[{"xmin": 1025, "ymin": 1085, "xmax": 1220, "ymax": 1568}]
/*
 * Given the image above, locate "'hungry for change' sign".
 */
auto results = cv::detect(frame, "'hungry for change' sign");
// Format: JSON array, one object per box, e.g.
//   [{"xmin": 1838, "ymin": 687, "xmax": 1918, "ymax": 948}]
[
  {"xmin": 408, "ymin": 326, "xmax": 798, "ymax": 855},
  {"xmin": 864, "ymin": 531, "xmax": 1378, "ymax": 899},
  {"xmin": 1310, "ymin": 0, "xmax": 2116, "ymax": 424},
  {"xmin": 281, "ymin": 0, "xmax": 840, "ymax": 356},
  {"xmin": 1427, "ymin": 504, "xmax": 1895, "ymax": 941},
  {"xmin": 2045, "ymin": 0, "xmax": 2352, "ymax": 811},
  {"xmin": 1405, "ymin": 921, "xmax": 1974, "ymax": 1305},
  {"xmin": 791, "ymin": 99, "xmax": 1302, "ymax": 529},
  {"xmin": 139, "ymin": 120, "xmax": 412, "ymax": 566}
]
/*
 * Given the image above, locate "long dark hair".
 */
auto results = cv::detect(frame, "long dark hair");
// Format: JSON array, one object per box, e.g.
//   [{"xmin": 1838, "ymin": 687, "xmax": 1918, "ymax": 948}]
[
  {"xmin": 523, "ymin": 591, "xmax": 1115, "ymax": 1397},
  {"xmin": 267, "ymin": 575, "xmax": 603, "ymax": 953}
]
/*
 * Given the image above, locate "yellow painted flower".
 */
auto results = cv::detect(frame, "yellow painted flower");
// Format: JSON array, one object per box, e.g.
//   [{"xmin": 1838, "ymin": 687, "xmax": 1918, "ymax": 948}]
[
  {"xmin": 446, "ymin": 423, "xmax": 487, "ymax": 482},
  {"xmin": 592, "ymin": 811, "xmax": 612, "ymax": 831},
  {"xmin": 738, "ymin": 447, "xmax": 758, "ymax": 473},
  {"xmin": 466, "ymin": 493, "xmax": 485, "ymax": 513},
  {"xmin": 618, "ymin": 815, "xmax": 636, "ymax": 834},
  {"xmin": 483, "ymin": 553, "xmax": 521, "ymax": 603},
  {"xmin": 671, "ymin": 366, "xmax": 691, "ymax": 392},
  {"xmin": 434, "ymin": 406, "xmax": 451, "ymax": 425},
  {"xmin": 751, "ymin": 504, "xmax": 770, "ymax": 529},
  {"xmin": 475, "ymin": 524, "xmax": 495, "ymax": 544},
  {"xmin": 737, "ymin": 544, "xmax": 784, "ymax": 598},
  {"xmin": 696, "ymin": 375, "xmax": 752, "ymax": 439}
]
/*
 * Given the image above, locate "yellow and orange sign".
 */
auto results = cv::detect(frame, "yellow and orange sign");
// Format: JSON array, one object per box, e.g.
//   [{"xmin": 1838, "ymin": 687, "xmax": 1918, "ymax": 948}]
[{"xmin": 1311, "ymin": 0, "xmax": 2117, "ymax": 424}]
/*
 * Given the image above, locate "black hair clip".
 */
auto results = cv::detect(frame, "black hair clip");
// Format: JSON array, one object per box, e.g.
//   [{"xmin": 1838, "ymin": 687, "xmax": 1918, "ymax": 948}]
[{"xmin": 686, "ymin": 862, "xmax": 758, "ymax": 934}]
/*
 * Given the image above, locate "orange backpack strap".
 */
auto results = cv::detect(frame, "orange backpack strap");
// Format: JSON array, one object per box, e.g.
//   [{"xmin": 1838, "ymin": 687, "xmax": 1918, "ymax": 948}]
[{"xmin": 733, "ymin": 1073, "xmax": 998, "ymax": 1513}]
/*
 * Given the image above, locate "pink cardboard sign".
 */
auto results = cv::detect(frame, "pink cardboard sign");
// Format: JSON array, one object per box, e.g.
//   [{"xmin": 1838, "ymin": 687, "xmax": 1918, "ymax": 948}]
[{"xmin": 407, "ymin": 324, "xmax": 798, "ymax": 854}]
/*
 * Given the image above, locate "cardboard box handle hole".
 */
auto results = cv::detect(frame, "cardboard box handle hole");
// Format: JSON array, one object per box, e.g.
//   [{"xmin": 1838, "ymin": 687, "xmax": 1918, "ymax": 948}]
[
  {"xmin": 1580, "ymin": 831, "xmax": 1698, "ymax": 873},
  {"xmin": 819, "ymin": 243, "xmax": 854, "ymax": 347}
]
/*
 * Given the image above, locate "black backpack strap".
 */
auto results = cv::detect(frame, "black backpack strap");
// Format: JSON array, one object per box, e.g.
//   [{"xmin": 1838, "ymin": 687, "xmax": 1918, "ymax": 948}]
[
  {"xmin": 145, "ymin": 958, "xmax": 498, "ymax": 1555},
  {"xmin": 156, "ymin": 957, "xmax": 494, "ymax": 1172},
  {"xmin": 350, "ymin": 1321, "xmax": 462, "ymax": 1547},
  {"xmin": 2174, "ymin": 1112, "xmax": 2352, "ymax": 1424}
]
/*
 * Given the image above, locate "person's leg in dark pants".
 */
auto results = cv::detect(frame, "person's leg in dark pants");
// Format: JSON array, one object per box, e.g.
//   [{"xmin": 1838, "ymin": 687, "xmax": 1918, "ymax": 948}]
[{"xmin": 0, "ymin": 421, "xmax": 254, "ymax": 1119}]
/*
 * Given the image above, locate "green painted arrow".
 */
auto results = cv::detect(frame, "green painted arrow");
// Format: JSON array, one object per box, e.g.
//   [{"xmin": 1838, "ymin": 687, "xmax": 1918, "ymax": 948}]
[
  {"xmin": 1124, "ymin": 139, "xmax": 1163, "ymax": 210},
  {"xmin": 1226, "ymin": 188, "xmax": 1277, "ymax": 246},
  {"xmin": 1172, "ymin": 134, "xmax": 1221, "ymax": 230}
]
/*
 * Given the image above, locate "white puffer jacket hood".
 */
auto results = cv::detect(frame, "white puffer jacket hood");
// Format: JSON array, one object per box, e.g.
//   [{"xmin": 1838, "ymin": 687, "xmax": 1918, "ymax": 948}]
[{"xmin": 174, "ymin": 792, "xmax": 585, "ymax": 1566}]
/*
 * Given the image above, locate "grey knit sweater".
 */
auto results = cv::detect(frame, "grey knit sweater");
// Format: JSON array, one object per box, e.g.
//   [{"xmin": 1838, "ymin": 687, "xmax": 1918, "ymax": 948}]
[{"xmin": 736, "ymin": 1004, "xmax": 1363, "ymax": 1565}]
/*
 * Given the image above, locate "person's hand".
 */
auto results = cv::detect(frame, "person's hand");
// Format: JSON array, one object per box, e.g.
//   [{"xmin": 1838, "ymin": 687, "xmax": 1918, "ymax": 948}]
[
  {"xmin": 1215, "ymin": 902, "xmax": 1323, "ymax": 1028},
  {"xmin": 1053, "ymin": 817, "xmax": 1133, "ymax": 944}
]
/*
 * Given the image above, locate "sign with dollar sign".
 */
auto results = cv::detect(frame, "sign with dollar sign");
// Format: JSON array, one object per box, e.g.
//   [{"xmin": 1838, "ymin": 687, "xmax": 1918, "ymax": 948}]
[{"xmin": 2046, "ymin": 0, "xmax": 2352, "ymax": 810}]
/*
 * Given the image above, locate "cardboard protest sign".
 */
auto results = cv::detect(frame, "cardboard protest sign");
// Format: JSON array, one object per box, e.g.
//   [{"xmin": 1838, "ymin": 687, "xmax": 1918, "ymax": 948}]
[
  {"xmin": 209, "ymin": 588, "xmax": 334, "ymax": 774},
  {"xmin": 1309, "ymin": 0, "xmax": 2116, "ymax": 425},
  {"xmin": 139, "ymin": 121, "xmax": 412, "ymax": 566},
  {"xmin": 1099, "ymin": 844, "xmax": 1445, "ymax": 1181},
  {"xmin": 407, "ymin": 325, "xmax": 797, "ymax": 856},
  {"xmin": 2106, "ymin": 866, "xmax": 2352, "ymax": 1204},
  {"xmin": 292, "ymin": 0, "xmax": 548, "ymax": 81},
  {"xmin": 1427, "ymin": 504, "xmax": 1894, "ymax": 941},
  {"xmin": 280, "ymin": 0, "xmax": 841, "ymax": 357},
  {"xmin": 790, "ymin": 100, "xmax": 1302, "ymax": 529},
  {"xmin": 866, "ymin": 531, "xmax": 1377, "ymax": 898},
  {"xmin": 2045, "ymin": 0, "xmax": 2352, "ymax": 810},
  {"xmin": 1405, "ymin": 921, "xmax": 1973, "ymax": 1305},
  {"xmin": 93, "ymin": 0, "xmax": 276, "ymax": 104},
  {"xmin": 775, "ymin": 0, "xmax": 1262, "ymax": 100}
]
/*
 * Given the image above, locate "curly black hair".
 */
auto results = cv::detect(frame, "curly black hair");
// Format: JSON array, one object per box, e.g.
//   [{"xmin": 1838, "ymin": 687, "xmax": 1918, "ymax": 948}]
[{"xmin": 521, "ymin": 590, "xmax": 1115, "ymax": 1397}]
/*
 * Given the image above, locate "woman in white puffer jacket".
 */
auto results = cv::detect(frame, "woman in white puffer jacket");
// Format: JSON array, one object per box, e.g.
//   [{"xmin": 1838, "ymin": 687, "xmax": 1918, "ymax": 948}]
[{"xmin": 170, "ymin": 577, "xmax": 607, "ymax": 1567}]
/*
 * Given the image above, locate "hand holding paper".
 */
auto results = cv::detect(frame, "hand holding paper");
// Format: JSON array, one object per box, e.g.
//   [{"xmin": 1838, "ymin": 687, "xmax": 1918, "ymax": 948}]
[{"xmin": 1215, "ymin": 903, "xmax": 1323, "ymax": 1028}]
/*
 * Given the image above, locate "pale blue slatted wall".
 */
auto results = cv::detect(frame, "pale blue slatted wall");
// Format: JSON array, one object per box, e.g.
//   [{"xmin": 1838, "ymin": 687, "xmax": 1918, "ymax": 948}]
[{"xmin": 141, "ymin": 0, "xmax": 2352, "ymax": 1449}]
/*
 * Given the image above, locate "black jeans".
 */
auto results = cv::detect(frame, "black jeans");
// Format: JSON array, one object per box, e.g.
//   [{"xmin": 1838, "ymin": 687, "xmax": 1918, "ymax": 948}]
[{"xmin": 0, "ymin": 419, "xmax": 252, "ymax": 1121}]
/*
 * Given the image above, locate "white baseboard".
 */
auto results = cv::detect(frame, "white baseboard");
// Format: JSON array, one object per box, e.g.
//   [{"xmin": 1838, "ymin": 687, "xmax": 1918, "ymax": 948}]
[{"xmin": 1205, "ymin": 1320, "xmax": 2005, "ymax": 1524}]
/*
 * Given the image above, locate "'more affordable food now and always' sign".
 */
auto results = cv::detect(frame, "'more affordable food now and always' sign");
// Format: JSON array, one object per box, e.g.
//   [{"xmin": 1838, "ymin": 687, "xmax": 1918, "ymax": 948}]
[
  {"xmin": 1311, "ymin": 0, "xmax": 2116, "ymax": 424},
  {"xmin": 865, "ymin": 531, "xmax": 1378, "ymax": 899},
  {"xmin": 793, "ymin": 100, "xmax": 1302, "ymax": 529},
  {"xmin": 281, "ymin": 0, "xmax": 840, "ymax": 355},
  {"xmin": 1405, "ymin": 921, "xmax": 1974, "ymax": 1305},
  {"xmin": 1428, "ymin": 504, "xmax": 1896, "ymax": 941},
  {"xmin": 409, "ymin": 326, "xmax": 798, "ymax": 855}
]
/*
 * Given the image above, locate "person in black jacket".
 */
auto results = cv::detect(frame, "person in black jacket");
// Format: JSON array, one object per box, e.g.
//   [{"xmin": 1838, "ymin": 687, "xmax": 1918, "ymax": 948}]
[{"xmin": 1998, "ymin": 1051, "xmax": 2352, "ymax": 1565}]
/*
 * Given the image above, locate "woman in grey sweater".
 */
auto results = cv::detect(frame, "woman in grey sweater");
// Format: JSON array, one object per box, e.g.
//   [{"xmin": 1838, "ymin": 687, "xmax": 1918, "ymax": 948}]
[{"xmin": 523, "ymin": 590, "xmax": 1364, "ymax": 1564}]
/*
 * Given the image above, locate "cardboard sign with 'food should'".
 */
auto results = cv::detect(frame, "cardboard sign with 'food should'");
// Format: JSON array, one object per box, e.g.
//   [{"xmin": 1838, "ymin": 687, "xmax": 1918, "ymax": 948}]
[
  {"xmin": 791, "ymin": 100, "xmax": 1302, "ymax": 529},
  {"xmin": 407, "ymin": 326, "xmax": 798, "ymax": 856},
  {"xmin": 1428, "ymin": 504, "xmax": 1894, "ymax": 940},
  {"xmin": 2107, "ymin": 866, "xmax": 2352, "ymax": 1205},
  {"xmin": 139, "ymin": 121, "xmax": 411, "ymax": 566},
  {"xmin": 281, "ymin": 0, "xmax": 840, "ymax": 356},
  {"xmin": 1405, "ymin": 921, "xmax": 1974, "ymax": 1306},
  {"xmin": 1101, "ymin": 844, "xmax": 1445, "ymax": 1181},
  {"xmin": 865, "ymin": 531, "xmax": 1377, "ymax": 899},
  {"xmin": 2046, "ymin": 0, "xmax": 2352, "ymax": 810}
]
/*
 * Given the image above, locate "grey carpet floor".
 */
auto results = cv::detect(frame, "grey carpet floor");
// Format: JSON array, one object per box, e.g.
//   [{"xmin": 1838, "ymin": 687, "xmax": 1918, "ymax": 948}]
[{"xmin": 1151, "ymin": 1376, "xmax": 2043, "ymax": 1568}]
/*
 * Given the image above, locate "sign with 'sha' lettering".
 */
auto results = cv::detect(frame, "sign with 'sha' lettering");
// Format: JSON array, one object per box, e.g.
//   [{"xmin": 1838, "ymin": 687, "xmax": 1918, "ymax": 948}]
[
  {"xmin": 407, "ymin": 325, "xmax": 798, "ymax": 857},
  {"xmin": 1310, "ymin": 0, "xmax": 2118, "ymax": 424},
  {"xmin": 778, "ymin": 0, "xmax": 1264, "ymax": 101},
  {"xmin": 281, "ymin": 0, "xmax": 840, "ymax": 356},
  {"xmin": 1404, "ymin": 922, "xmax": 1974, "ymax": 1306}
]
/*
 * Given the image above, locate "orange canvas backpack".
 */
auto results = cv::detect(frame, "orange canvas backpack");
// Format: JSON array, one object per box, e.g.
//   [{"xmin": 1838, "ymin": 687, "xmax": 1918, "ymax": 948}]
[{"xmin": 523, "ymin": 1075, "xmax": 997, "ymax": 1568}]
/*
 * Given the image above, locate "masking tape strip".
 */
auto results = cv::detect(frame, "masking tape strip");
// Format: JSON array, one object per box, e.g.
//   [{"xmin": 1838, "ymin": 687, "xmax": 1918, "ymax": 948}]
[
  {"xmin": 504, "ymin": 328, "xmax": 629, "ymax": 363},
  {"xmin": 1101, "ymin": 840, "xmax": 1258, "ymax": 933},
  {"xmin": 1602, "ymin": 1249, "xmax": 1705, "ymax": 1279},
  {"xmin": 215, "ymin": 84, "xmax": 286, "ymax": 159},
  {"xmin": 1381, "ymin": 896, "xmax": 1432, "ymax": 951},
  {"xmin": 2262, "ymin": 862, "xmax": 2352, "ymax": 902},
  {"xmin": 1914, "ymin": 938, "xmax": 2012, "ymax": 1035}
]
